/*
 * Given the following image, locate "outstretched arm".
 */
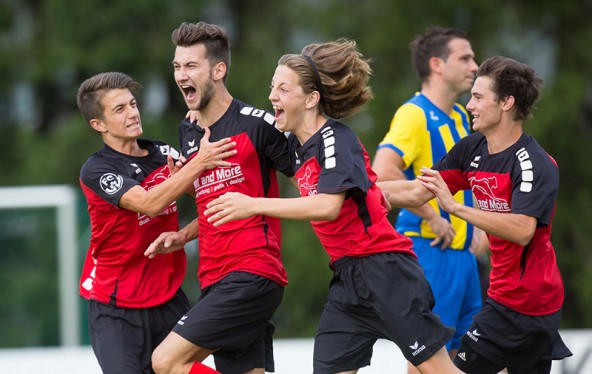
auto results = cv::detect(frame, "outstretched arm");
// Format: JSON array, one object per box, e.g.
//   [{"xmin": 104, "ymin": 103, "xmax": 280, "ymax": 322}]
[
  {"xmin": 120, "ymin": 127, "xmax": 236, "ymax": 217},
  {"xmin": 376, "ymin": 178, "xmax": 434, "ymax": 208},
  {"xmin": 204, "ymin": 192, "xmax": 346, "ymax": 226},
  {"xmin": 418, "ymin": 167, "xmax": 536, "ymax": 246},
  {"xmin": 144, "ymin": 219, "xmax": 199, "ymax": 259},
  {"xmin": 373, "ymin": 150, "xmax": 455, "ymax": 249}
]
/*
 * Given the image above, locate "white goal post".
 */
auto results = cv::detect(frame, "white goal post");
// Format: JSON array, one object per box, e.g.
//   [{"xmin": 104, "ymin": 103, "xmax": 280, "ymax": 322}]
[{"xmin": 0, "ymin": 185, "xmax": 80, "ymax": 346}]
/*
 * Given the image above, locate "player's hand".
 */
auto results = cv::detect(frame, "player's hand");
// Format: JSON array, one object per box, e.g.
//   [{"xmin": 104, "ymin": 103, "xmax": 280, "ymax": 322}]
[
  {"xmin": 426, "ymin": 215, "xmax": 456, "ymax": 249},
  {"xmin": 186, "ymin": 110, "xmax": 199, "ymax": 124},
  {"xmin": 145, "ymin": 231, "xmax": 187, "ymax": 259},
  {"xmin": 167, "ymin": 154, "xmax": 187, "ymax": 176},
  {"xmin": 470, "ymin": 227, "xmax": 490, "ymax": 258},
  {"xmin": 204, "ymin": 192, "xmax": 255, "ymax": 226},
  {"xmin": 187, "ymin": 127, "xmax": 237, "ymax": 170},
  {"xmin": 418, "ymin": 167, "xmax": 462, "ymax": 215}
]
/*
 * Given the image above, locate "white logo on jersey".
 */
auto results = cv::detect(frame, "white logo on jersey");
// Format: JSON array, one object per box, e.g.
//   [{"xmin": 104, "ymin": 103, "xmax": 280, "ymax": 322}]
[
  {"xmin": 160, "ymin": 145, "xmax": 180, "ymax": 160},
  {"xmin": 240, "ymin": 106, "xmax": 275, "ymax": 125},
  {"xmin": 188, "ymin": 139, "xmax": 195, "ymax": 147},
  {"xmin": 429, "ymin": 111, "xmax": 439, "ymax": 121},
  {"xmin": 194, "ymin": 163, "xmax": 245, "ymax": 197},
  {"xmin": 130, "ymin": 163, "xmax": 141, "ymax": 174},
  {"xmin": 298, "ymin": 166, "xmax": 318, "ymax": 196},
  {"xmin": 470, "ymin": 155, "xmax": 481, "ymax": 168},
  {"xmin": 470, "ymin": 176, "xmax": 510, "ymax": 212},
  {"xmin": 321, "ymin": 126, "xmax": 336, "ymax": 169},
  {"xmin": 100, "ymin": 173, "xmax": 123, "ymax": 195},
  {"xmin": 516, "ymin": 147, "xmax": 534, "ymax": 193}
]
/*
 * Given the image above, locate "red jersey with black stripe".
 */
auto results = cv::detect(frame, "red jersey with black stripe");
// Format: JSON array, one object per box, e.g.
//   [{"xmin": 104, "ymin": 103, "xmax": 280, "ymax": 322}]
[
  {"xmin": 79, "ymin": 139, "xmax": 185, "ymax": 308},
  {"xmin": 179, "ymin": 99, "xmax": 294, "ymax": 288},
  {"xmin": 434, "ymin": 132, "xmax": 564, "ymax": 315},
  {"xmin": 290, "ymin": 119, "xmax": 415, "ymax": 264}
]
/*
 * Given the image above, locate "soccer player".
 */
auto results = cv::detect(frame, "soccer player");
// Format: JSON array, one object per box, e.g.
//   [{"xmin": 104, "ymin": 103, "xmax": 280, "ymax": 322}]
[
  {"xmin": 379, "ymin": 56, "xmax": 572, "ymax": 373},
  {"xmin": 372, "ymin": 26, "xmax": 485, "ymax": 370},
  {"xmin": 204, "ymin": 39, "xmax": 461, "ymax": 374},
  {"xmin": 145, "ymin": 22, "xmax": 294, "ymax": 374},
  {"xmin": 77, "ymin": 71, "xmax": 235, "ymax": 374}
]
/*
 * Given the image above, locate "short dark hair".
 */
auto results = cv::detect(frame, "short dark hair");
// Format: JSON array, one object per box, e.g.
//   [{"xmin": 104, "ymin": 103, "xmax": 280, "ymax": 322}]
[
  {"xmin": 76, "ymin": 72, "xmax": 141, "ymax": 123},
  {"xmin": 171, "ymin": 21, "xmax": 231, "ymax": 85},
  {"xmin": 410, "ymin": 26, "xmax": 470, "ymax": 81},
  {"xmin": 477, "ymin": 56, "xmax": 543, "ymax": 121}
]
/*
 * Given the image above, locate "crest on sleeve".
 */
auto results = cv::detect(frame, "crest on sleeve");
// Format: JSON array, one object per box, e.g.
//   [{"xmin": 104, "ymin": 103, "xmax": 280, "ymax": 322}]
[{"xmin": 100, "ymin": 173, "xmax": 123, "ymax": 195}]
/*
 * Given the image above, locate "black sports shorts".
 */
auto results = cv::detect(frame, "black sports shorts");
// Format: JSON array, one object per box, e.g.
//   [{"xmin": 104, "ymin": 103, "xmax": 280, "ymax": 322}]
[
  {"xmin": 88, "ymin": 288, "xmax": 190, "ymax": 374},
  {"xmin": 453, "ymin": 298, "xmax": 572, "ymax": 374},
  {"xmin": 313, "ymin": 252, "xmax": 454, "ymax": 373},
  {"xmin": 173, "ymin": 272, "xmax": 284, "ymax": 373}
]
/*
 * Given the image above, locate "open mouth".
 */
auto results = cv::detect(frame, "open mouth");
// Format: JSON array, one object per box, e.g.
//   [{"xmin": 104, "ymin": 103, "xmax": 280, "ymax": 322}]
[
  {"xmin": 181, "ymin": 85, "xmax": 197, "ymax": 100},
  {"xmin": 273, "ymin": 106, "xmax": 284, "ymax": 120}
]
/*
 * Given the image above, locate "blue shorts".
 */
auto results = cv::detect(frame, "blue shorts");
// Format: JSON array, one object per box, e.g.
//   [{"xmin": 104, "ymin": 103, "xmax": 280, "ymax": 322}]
[{"xmin": 411, "ymin": 237, "xmax": 482, "ymax": 350}]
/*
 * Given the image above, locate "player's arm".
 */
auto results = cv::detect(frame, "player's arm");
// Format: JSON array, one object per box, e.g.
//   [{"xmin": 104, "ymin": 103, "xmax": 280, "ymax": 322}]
[
  {"xmin": 204, "ymin": 192, "xmax": 346, "ymax": 226},
  {"xmin": 418, "ymin": 167, "xmax": 536, "ymax": 246},
  {"xmin": 120, "ymin": 128, "xmax": 236, "ymax": 217},
  {"xmin": 144, "ymin": 218, "xmax": 199, "ymax": 258},
  {"xmin": 373, "ymin": 148, "xmax": 455, "ymax": 248}
]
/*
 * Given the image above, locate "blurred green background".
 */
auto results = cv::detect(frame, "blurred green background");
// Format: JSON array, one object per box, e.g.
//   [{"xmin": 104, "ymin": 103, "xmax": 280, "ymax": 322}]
[{"xmin": 1, "ymin": 0, "xmax": 591, "ymax": 347}]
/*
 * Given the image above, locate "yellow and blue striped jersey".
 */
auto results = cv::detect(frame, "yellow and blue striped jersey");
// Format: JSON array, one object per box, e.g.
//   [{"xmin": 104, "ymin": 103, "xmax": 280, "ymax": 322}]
[{"xmin": 378, "ymin": 93, "xmax": 474, "ymax": 250}]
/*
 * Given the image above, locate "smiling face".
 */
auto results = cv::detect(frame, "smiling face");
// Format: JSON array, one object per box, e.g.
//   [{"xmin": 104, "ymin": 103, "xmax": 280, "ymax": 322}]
[
  {"xmin": 466, "ymin": 76, "xmax": 504, "ymax": 134},
  {"xmin": 92, "ymin": 88, "xmax": 142, "ymax": 142},
  {"xmin": 173, "ymin": 44, "xmax": 216, "ymax": 111},
  {"xmin": 268, "ymin": 64, "xmax": 309, "ymax": 133}
]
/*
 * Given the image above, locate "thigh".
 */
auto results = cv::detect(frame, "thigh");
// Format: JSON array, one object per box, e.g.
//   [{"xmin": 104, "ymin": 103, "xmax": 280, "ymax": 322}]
[
  {"xmin": 150, "ymin": 288, "xmax": 191, "ymax": 350},
  {"xmin": 313, "ymin": 311, "xmax": 376, "ymax": 374},
  {"xmin": 360, "ymin": 252, "xmax": 454, "ymax": 366},
  {"xmin": 88, "ymin": 301, "xmax": 150, "ymax": 374},
  {"xmin": 174, "ymin": 272, "xmax": 283, "ymax": 372}
]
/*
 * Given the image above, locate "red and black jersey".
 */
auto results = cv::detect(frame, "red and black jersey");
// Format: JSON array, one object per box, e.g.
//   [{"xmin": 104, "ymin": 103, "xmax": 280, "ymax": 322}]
[
  {"xmin": 434, "ymin": 132, "xmax": 564, "ymax": 315},
  {"xmin": 290, "ymin": 119, "xmax": 414, "ymax": 264},
  {"xmin": 179, "ymin": 99, "xmax": 294, "ymax": 288},
  {"xmin": 79, "ymin": 139, "xmax": 185, "ymax": 308}
]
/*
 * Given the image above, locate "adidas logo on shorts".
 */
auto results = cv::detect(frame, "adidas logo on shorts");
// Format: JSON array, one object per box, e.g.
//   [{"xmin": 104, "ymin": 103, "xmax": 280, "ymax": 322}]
[{"xmin": 458, "ymin": 352, "xmax": 466, "ymax": 361}]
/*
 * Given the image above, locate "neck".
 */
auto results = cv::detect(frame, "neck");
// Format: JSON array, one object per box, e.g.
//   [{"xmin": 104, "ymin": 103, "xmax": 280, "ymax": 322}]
[
  {"xmin": 484, "ymin": 120, "xmax": 524, "ymax": 154},
  {"xmin": 105, "ymin": 138, "xmax": 146, "ymax": 157},
  {"xmin": 294, "ymin": 112, "xmax": 326, "ymax": 145},
  {"xmin": 197, "ymin": 89, "xmax": 233, "ymax": 128},
  {"xmin": 421, "ymin": 82, "xmax": 461, "ymax": 115}
]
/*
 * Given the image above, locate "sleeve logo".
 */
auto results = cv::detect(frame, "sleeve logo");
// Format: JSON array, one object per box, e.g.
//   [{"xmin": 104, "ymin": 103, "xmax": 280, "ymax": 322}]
[{"xmin": 100, "ymin": 173, "xmax": 123, "ymax": 195}]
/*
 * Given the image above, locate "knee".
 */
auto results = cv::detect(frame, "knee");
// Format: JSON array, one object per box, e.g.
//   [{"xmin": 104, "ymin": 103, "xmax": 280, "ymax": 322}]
[{"xmin": 151, "ymin": 346, "xmax": 174, "ymax": 374}]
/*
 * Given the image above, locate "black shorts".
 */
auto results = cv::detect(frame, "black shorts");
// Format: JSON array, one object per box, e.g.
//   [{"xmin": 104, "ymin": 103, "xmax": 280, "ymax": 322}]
[
  {"xmin": 453, "ymin": 298, "xmax": 572, "ymax": 374},
  {"xmin": 88, "ymin": 288, "xmax": 190, "ymax": 374},
  {"xmin": 313, "ymin": 252, "xmax": 454, "ymax": 373},
  {"xmin": 173, "ymin": 272, "xmax": 284, "ymax": 373}
]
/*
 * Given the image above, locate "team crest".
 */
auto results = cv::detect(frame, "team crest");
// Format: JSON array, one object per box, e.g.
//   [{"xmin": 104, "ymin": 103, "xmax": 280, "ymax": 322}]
[{"xmin": 100, "ymin": 173, "xmax": 123, "ymax": 195}]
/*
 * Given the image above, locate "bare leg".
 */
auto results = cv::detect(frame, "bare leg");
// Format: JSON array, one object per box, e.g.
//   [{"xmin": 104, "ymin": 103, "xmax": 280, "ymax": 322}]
[{"xmin": 152, "ymin": 332, "xmax": 217, "ymax": 374}]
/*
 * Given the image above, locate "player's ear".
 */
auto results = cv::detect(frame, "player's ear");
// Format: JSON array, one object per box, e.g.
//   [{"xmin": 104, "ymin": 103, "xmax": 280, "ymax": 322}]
[
  {"xmin": 501, "ymin": 95, "xmax": 515, "ymax": 112},
  {"xmin": 212, "ymin": 62, "xmax": 227, "ymax": 82},
  {"xmin": 305, "ymin": 90, "xmax": 321, "ymax": 109},
  {"xmin": 89, "ymin": 118, "xmax": 107, "ymax": 133}
]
